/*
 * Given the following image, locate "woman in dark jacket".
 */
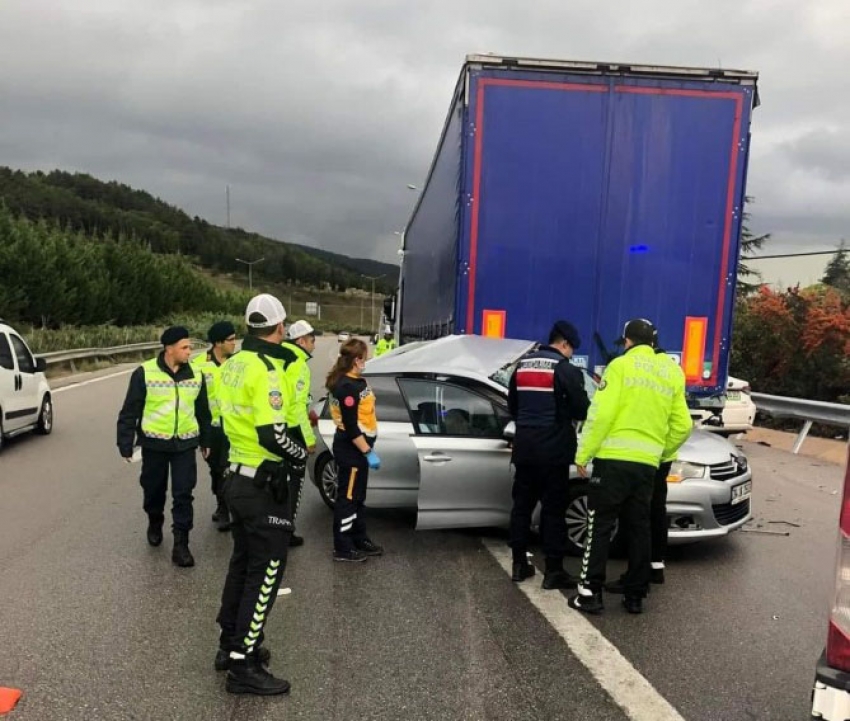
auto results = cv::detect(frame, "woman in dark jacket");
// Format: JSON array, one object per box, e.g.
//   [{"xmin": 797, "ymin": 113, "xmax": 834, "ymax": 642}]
[{"xmin": 325, "ymin": 339, "xmax": 382, "ymax": 562}]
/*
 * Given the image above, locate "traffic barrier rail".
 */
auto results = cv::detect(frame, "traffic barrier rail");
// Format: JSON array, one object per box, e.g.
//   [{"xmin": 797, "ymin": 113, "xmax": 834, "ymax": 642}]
[{"xmin": 751, "ymin": 393, "xmax": 850, "ymax": 454}]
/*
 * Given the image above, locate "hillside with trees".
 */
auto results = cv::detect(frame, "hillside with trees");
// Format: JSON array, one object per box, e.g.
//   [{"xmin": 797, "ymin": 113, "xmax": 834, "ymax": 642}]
[{"xmin": 0, "ymin": 167, "xmax": 398, "ymax": 296}]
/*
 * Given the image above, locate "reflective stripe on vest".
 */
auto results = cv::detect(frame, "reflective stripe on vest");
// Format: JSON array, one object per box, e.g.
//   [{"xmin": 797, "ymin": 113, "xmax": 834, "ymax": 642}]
[{"xmin": 141, "ymin": 359, "xmax": 201, "ymax": 441}]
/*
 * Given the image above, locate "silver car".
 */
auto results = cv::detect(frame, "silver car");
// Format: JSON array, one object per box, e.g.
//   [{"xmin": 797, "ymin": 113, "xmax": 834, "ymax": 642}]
[{"xmin": 307, "ymin": 335, "xmax": 753, "ymax": 554}]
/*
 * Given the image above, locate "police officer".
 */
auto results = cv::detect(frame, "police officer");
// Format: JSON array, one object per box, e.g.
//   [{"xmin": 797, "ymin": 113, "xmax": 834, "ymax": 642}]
[
  {"xmin": 606, "ymin": 332, "xmax": 689, "ymax": 593},
  {"xmin": 374, "ymin": 329, "xmax": 396, "ymax": 357},
  {"xmin": 508, "ymin": 320, "xmax": 590, "ymax": 589},
  {"xmin": 117, "ymin": 326, "xmax": 212, "ymax": 567},
  {"xmin": 569, "ymin": 319, "xmax": 691, "ymax": 615},
  {"xmin": 326, "ymin": 338, "xmax": 382, "ymax": 562},
  {"xmin": 192, "ymin": 321, "xmax": 238, "ymax": 532},
  {"xmin": 214, "ymin": 294, "xmax": 308, "ymax": 696},
  {"xmin": 281, "ymin": 319, "xmax": 317, "ymax": 547}
]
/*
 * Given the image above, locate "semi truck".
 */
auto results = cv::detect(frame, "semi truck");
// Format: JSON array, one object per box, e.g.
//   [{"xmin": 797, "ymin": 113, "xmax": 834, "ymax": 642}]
[{"xmin": 390, "ymin": 54, "xmax": 759, "ymax": 401}]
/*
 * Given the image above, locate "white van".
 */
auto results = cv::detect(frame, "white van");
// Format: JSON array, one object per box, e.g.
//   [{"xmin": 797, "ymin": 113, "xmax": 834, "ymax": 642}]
[{"xmin": 0, "ymin": 320, "xmax": 53, "ymax": 451}]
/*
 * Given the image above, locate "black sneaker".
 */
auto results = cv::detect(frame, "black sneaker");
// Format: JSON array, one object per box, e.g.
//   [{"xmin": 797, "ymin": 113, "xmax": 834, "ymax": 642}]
[
  {"xmin": 226, "ymin": 658, "xmax": 290, "ymax": 696},
  {"xmin": 333, "ymin": 549, "xmax": 368, "ymax": 563},
  {"xmin": 542, "ymin": 571, "xmax": 578, "ymax": 590},
  {"xmin": 289, "ymin": 534, "xmax": 305, "ymax": 548},
  {"xmin": 568, "ymin": 591, "xmax": 604, "ymax": 615},
  {"xmin": 511, "ymin": 562, "xmax": 535, "ymax": 583},
  {"xmin": 215, "ymin": 646, "xmax": 271, "ymax": 671},
  {"xmin": 650, "ymin": 567, "xmax": 665, "ymax": 584},
  {"xmin": 355, "ymin": 539, "xmax": 384, "ymax": 557},
  {"xmin": 622, "ymin": 596, "xmax": 644, "ymax": 614}
]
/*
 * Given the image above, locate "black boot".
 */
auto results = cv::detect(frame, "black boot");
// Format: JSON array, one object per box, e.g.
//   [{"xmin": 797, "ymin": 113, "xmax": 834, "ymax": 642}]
[
  {"xmin": 355, "ymin": 538, "xmax": 384, "ymax": 556},
  {"xmin": 225, "ymin": 656, "xmax": 290, "ymax": 695},
  {"xmin": 650, "ymin": 567, "xmax": 665, "ymax": 584},
  {"xmin": 172, "ymin": 530, "xmax": 195, "ymax": 567},
  {"xmin": 568, "ymin": 590, "xmax": 605, "ymax": 615},
  {"xmin": 511, "ymin": 562, "xmax": 535, "ymax": 582},
  {"xmin": 215, "ymin": 499, "xmax": 231, "ymax": 533},
  {"xmin": 622, "ymin": 596, "xmax": 644, "ymax": 614},
  {"xmin": 541, "ymin": 557, "xmax": 577, "ymax": 590},
  {"xmin": 146, "ymin": 515, "xmax": 164, "ymax": 547}
]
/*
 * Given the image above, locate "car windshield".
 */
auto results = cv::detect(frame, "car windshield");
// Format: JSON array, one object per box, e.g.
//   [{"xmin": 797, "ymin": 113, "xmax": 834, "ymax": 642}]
[{"xmin": 490, "ymin": 352, "xmax": 599, "ymax": 400}]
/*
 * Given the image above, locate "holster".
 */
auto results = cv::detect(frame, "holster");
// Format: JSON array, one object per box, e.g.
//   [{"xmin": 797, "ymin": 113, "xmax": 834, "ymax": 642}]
[{"xmin": 255, "ymin": 460, "xmax": 290, "ymax": 505}]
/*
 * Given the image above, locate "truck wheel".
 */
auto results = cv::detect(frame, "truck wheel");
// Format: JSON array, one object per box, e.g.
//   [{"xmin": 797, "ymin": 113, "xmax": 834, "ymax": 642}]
[
  {"xmin": 315, "ymin": 452, "xmax": 338, "ymax": 509},
  {"xmin": 564, "ymin": 483, "xmax": 621, "ymax": 557},
  {"xmin": 35, "ymin": 394, "xmax": 53, "ymax": 435}
]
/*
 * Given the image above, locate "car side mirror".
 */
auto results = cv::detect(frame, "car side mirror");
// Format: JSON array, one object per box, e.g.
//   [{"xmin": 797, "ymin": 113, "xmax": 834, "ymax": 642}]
[
  {"xmin": 36, "ymin": 357, "xmax": 47, "ymax": 373},
  {"xmin": 502, "ymin": 420, "xmax": 516, "ymax": 441}
]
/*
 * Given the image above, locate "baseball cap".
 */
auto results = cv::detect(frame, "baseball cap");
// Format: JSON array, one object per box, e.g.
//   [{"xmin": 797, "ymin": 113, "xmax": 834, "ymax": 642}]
[
  {"xmin": 616, "ymin": 318, "xmax": 656, "ymax": 346},
  {"xmin": 287, "ymin": 320, "xmax": 315, "ymax": 340},
  {"xmin": 245, "ymin": 294, "xmax": 287, "ymax": 328},
  {"xmin": 548, "ymin": 320, "xmax": 581, "ymax": 350}
]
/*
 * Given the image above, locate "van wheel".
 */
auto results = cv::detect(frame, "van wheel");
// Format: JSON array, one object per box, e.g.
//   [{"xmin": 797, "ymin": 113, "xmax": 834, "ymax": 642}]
[
  {"xmin": 315, "ymin": 453, "xmax": 338, "ymax": 509},
  {"xmin": 564, "ymin": 482, "xmax": 621, "ymax": 557},
  {"xmin": 36, "ymin": 395, "xmax": 53, "ymax": 435}
]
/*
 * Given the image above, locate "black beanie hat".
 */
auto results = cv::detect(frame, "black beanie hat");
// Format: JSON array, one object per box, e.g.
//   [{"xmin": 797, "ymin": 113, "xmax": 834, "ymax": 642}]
[
  {"xmin": 208, "ymin": 320, "xmax": 236, "ymax": 344},
  {"xmin": 160, "ymin": 326, "xmax": 190, "ymax": 347}
]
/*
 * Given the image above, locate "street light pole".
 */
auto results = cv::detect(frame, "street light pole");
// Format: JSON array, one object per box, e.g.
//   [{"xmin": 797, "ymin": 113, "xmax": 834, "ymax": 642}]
[
  {"xmin": 235, "ymin": 257, "xmax": 265, "ymax": 292},
  {"xmin": 361, "ymin": 274, "xmax": 385, "ymax": 336}
]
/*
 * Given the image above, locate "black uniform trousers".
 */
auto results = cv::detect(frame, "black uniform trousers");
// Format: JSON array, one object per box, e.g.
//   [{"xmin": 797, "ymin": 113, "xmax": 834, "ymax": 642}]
[
  {"xmin": 217, "ymin": 470, "xmax": 291, "ymax": 655},
  {"xmin": 652, "ymin": 461, "xmax": 673, "ymax": 566},
  {"xmin": 288, "ymin": 427, "xmax": 307, "ymax": 529},
  {"xmin": 140, "ymin": 447, "xmax": 197, "ymax": 533},
  {"xmin": 509, "ymin": 463, "xmax": 570, "ymax": 564},
  {"xmin": 205, "ymin": 425, "xmax": 230, "ymax": 497},
  {"xmin": 332, "ymin": 437, "xmax": 370, "ymax": 553},
  {"xmin": 580, "ymin": 459, "xmax": 655, "ymax": 597}
]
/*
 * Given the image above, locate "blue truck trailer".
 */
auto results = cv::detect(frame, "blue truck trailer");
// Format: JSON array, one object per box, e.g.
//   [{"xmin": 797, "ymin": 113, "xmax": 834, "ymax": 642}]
[{"xmin": 395, "ymin": 54, "xmax": 759, "ymax": 399}]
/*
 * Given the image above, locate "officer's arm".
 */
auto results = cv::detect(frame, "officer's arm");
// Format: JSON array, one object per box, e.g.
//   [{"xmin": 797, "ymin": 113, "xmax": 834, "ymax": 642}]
[
  {"xmin": 334, "ymin": 383, "xmax": 371, "ymax": 454},
  {"xmin": 662, "ymin": 369, "xmax": 693, "ymax": 460},
  {"xmin": 254, "ymin": 372, "xmax": 307, "ymax": 465},
  {"xmin": 298, "ymin": 365, "xmax": 316, "ymax": 447},
  {"xmin": 575, "ymin": 361, "xmax": 623, "ymax": 466},
  {"xmin": 556, "ymin": 362, "xmax": 590, "ymax": 422},
  {"xmin": 507, "ymin": 369, "xmax": 518, "ymax": 419},
  {"xmin": 116, "ymin": 367, "xmax": 146, "ymax": 457},
  {"xmin": 195, "ymin": 375, "xmax": 213, "ymax": 448}
]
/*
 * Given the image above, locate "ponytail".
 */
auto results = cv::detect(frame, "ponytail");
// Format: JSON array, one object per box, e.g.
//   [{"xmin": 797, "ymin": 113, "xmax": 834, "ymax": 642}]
[{"xmin": 325, "ymin": 338, "xmax": 368, "ymax": 391}]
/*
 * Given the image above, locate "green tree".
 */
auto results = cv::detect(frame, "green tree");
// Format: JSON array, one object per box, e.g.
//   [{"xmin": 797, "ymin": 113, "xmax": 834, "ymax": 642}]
[
  {"xmin": 737, "ymin": 196, "xmax": 771, "ymax": 297},
  {"xmin": 822, "ymin": 241, "xmax": 850, "ymax": 297}
]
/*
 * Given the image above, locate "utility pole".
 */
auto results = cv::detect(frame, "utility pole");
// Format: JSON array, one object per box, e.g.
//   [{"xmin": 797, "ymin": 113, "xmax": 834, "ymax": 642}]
[
  {"xmin": 236, "ymin": 257, "xmax": 264, "ymax": 292},
  {"xmin": 226, "ymin": 185, "xmax": 231, "ymax": 229},
  {"xmin": 361, "ymin": 274, "xmax": 385, "ymax": 336}
]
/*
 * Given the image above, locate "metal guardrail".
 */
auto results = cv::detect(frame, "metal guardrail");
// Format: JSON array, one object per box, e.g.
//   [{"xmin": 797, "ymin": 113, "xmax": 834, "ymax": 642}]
[
  {"xmin": 39, "ymin": 340, "xmax": 206, "ymax": 372},
  {"xmin": 752, "ymin": 392, "xmax": 850, "ymax": 454}
]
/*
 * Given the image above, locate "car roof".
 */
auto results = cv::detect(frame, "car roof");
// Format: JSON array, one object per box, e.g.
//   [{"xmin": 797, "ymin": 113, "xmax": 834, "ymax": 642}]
[{"xmin": 365, "ymin": 334, "xmax": 536, "ymax": 384}]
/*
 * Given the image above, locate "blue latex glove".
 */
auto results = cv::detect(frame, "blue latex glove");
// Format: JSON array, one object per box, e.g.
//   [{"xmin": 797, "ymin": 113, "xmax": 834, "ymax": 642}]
[{"xmin": 365, "ymin": 450, "xmax": 381, "ymax": 470}]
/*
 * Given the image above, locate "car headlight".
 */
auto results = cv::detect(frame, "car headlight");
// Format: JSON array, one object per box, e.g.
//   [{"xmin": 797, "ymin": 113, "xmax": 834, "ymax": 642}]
[{"xmin": 667, "ymin": 461, "xmax": 707, "ymax": 483}]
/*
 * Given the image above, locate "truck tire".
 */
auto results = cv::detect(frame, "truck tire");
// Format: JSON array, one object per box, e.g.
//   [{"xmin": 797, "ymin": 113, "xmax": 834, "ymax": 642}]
[{"xmin": 315, "ymin": 452, "xmax": 338, "ymax": 509}]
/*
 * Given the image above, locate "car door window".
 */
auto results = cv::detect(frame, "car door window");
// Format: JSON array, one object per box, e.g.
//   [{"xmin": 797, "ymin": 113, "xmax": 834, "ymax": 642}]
[
  {"xmin": 9, "ymin": 334, "xmax": 35, "ymax": 374},
  {"xmin": 0, "ymin": 333, "xmax": 13, "ymax": 371},
  {"xmin": 398, "ymin": 379, "xmax": 508, "ymax": 438}
]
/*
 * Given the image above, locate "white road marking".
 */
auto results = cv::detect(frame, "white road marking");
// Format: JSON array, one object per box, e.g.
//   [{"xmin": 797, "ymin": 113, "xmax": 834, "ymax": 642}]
[
  {"xmin": 52, "ymin": 368, "xmax": 135, "ymax": 394},
  {"xmin": 483, "ymin": 539, "xmax": 686, "ymax": 721}
]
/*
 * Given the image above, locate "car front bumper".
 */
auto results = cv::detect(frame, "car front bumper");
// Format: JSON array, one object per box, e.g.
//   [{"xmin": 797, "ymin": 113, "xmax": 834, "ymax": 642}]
[{"xmin": 666, "ymin": 469, "xmax": 753, "ymax": 544}]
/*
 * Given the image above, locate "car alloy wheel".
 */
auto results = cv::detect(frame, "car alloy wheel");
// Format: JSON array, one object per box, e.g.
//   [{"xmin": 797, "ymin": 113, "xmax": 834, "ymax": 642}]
[
  {"xmin": 564, "ymin": 489, "xmax": 619, "ymax": 556},
  {"xmin": 36, "ymin": 395, "xmax": 53, "ymax": 435},
  {"xmin": 317, "ymin": 454, "xmax": 339, "ymax": 509}
]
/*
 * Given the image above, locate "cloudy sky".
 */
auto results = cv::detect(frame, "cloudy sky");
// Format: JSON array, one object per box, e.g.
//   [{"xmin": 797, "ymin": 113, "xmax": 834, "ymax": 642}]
[{"xmin": 1, "ymin": 0, "xmax": 847, "ymax": 284}]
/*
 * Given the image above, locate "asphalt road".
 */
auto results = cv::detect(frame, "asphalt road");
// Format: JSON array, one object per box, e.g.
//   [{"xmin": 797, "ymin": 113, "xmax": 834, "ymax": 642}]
[{"xmin": 0, "ymin": 336, "xmax": 844, "ymax": 720}]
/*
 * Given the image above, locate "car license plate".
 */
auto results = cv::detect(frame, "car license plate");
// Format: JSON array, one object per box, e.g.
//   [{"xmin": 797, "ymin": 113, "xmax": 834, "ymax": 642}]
[
  {"xmin": 731, "ymin": 481, "xmax": 752, "ymax": 505},
  {"xmin": 727, "ymin": 390, "xmax": 742, "ymax": 401}
]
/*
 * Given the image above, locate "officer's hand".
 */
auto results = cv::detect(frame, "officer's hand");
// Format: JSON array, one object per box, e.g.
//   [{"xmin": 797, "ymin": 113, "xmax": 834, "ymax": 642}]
[
  {"xmin": 201, "ymin": 447, "xmax": 210, "ymax": 460},
  {"xmin": 308, "ymin": 445, "xmax": 316, "ymax": 455},
  {"xmin": 365, "ymin": 450, "xmax": 381, "ymax": 470},
  {"xmin": 576, "ymin": 465, "xmax": 588, "ymax": 478}
]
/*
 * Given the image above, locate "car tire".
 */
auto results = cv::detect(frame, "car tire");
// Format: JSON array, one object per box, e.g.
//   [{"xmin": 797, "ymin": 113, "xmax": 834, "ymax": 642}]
[
  {"xmin": 564, "ymin": 482, "xmax": 622, "ymax": 557},
  {"xmin": 315, "ymin": 452, "xmax": 338, "ymax": 509},
  {"xmin": 35, "ymin": 394, "xmax": 53, "ymax": 435}
]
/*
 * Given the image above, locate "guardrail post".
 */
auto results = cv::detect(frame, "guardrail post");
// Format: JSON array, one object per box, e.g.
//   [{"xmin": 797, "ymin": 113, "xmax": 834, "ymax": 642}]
[{"xmin": 792, "ymin": 420, "xmax": 813, "ymax": 455}]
